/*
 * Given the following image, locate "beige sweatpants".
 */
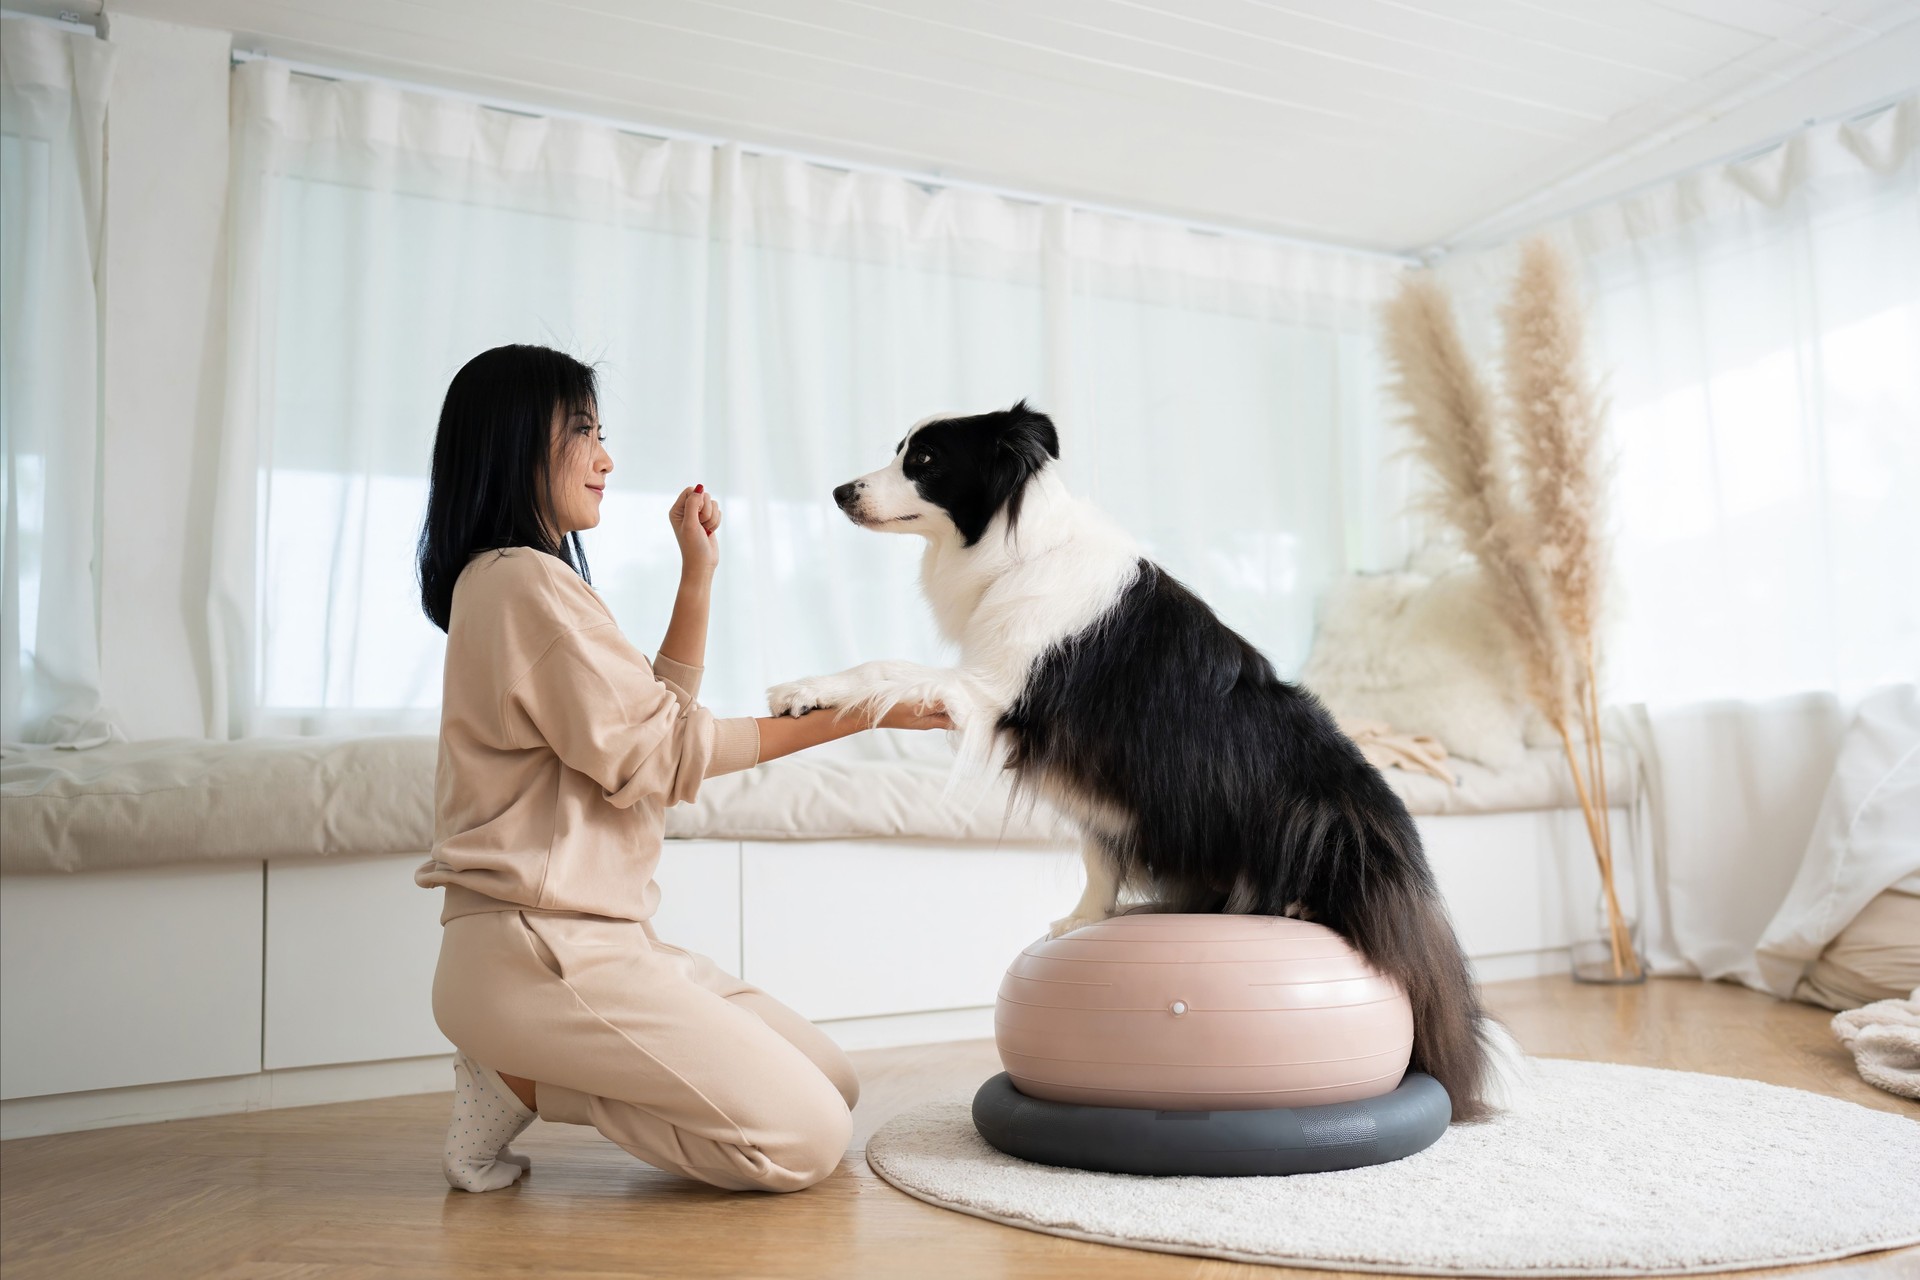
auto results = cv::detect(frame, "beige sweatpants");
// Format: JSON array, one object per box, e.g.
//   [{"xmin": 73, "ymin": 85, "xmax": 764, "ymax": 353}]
[{"xmin": 432, "ymin": 908, "xmax": 859, "ymax": 1193}]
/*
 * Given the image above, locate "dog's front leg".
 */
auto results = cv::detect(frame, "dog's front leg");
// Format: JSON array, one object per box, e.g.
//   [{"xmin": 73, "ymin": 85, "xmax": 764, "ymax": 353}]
[
  {"xmin": 1049, "ymin": 836, "xmax": 1121, "ymax": 938},
  {"xmin": 766, "ymin": 661, "xmax": 972, "ymax": 725}
]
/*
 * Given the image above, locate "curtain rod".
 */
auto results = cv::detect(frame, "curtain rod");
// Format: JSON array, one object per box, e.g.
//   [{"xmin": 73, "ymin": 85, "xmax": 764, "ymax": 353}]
[
  {"xmin": 0, "ymin": 7, "xmax": 102, "ymax": 37},
  {"xmin": 226, "ymin": 48, "xmax": 1420, "ymax": 267},
  {"xmin": 1434, "ymin": 88, "xmax": 1916, "ymax": 255}
]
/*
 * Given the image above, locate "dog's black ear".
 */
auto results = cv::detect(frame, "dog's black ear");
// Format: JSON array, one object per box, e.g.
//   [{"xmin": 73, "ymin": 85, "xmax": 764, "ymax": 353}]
[
  {"xmin": 1002, "ymin": 400, "xmax": 1060, "ymax": 466},
  {"xmin": 987, "ymin": 401, "xmax": 1059, "ymax": 546}
]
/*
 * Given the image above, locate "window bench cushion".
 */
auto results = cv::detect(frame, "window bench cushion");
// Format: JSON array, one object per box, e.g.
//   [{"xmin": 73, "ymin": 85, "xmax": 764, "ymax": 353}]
[{"xmin": 0, "ymin": 736, "xmax": 1637, "ymax": 875}]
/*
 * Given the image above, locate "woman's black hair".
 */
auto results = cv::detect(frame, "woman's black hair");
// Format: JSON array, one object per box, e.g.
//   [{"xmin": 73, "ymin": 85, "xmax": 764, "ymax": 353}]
[{"xmin": 417, "ymin": 344, "xmax": 599, "ymax": 632}]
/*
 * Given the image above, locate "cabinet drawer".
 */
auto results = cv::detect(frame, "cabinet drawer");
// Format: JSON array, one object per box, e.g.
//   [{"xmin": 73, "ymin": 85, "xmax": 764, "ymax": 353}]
[
  {"xmin": 1, "ymin": 864, "xmax": 264, "ymax": 1099},
  {"xmin": 265, "ymin": 855, "xmax": 447, "ymax": 1070},
  {"xmin": 741, "ymin": 841, "xmax": 1079, "ymax": 1022}
]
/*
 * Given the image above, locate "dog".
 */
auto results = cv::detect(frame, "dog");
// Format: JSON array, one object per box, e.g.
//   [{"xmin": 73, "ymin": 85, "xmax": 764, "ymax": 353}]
[{"xmin": 767, "ymin": 401, "xmax": 1523, "ymax": 1122}]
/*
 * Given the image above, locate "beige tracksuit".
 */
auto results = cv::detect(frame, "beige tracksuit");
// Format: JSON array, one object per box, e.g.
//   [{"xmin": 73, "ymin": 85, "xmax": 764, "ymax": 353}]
[{"xmin": 417, "ymin": 547, "xmax": 857, "ymax": 1192}]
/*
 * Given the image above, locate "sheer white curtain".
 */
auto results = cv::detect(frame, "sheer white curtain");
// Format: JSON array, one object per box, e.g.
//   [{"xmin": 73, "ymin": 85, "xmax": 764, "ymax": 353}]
[
  {"xmin": 1437, "ymin": 97, "xmax": 1920, "ymax": 985},
  {"xmin": 1436, "ymin": 96, "xmax": 1919, "ymax": 708},
  {"xmin": 0, "ymin": 18, "xmax": 116, "ymax": 746},
  {"xmin": 215, "ymin": 60, "xmax": 1403, "ymax": 747},
  {"xmin": 1058, "ymin": 211, "xmax": 1404, "ymax": 674}
]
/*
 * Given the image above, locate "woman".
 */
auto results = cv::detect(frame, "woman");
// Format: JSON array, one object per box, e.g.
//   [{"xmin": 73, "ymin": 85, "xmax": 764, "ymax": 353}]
[{"xmin": 414, "ymin": 344, "xmax": 948, "ymax": 1195}]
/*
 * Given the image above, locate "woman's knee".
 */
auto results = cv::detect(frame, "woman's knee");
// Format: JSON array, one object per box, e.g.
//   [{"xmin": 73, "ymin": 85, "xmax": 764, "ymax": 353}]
[
  {"xmin": 820, "ymin": 1046, "xmax": 860, "ymax": 1112},
  {"xmin": 754, "ymin": 1091, "xmax": 853, "ymax": 1192}
]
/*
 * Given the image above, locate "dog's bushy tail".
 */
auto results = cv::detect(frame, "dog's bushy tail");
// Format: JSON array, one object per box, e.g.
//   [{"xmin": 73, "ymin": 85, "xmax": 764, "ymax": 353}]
[{"xmin": 1326, "ymin": 802, "xmax": 1517, "ymax": 1124}]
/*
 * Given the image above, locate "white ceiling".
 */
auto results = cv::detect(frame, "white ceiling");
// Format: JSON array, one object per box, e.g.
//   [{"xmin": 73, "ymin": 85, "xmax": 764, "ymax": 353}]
[{"xmin": 43, "ymin": 0, "xmax": 1920, "ymax": 251}]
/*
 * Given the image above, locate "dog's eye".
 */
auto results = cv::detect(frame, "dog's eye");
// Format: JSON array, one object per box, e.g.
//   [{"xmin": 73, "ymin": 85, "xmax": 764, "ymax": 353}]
[{"xmin": 911, "ymin": 452, "xmax": 933, "ymax": 467}]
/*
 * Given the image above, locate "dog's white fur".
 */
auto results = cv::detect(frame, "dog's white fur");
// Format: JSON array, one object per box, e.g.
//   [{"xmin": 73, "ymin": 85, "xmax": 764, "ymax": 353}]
[{"xmin": 766, "ymin": 421, "xmax": 1136, "ymax": 935}]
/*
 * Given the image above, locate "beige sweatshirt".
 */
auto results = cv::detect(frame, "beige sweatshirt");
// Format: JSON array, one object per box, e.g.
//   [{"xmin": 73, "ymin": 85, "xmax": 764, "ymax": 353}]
[{"xmin": 415, "ymin": 546, "xmax": 760, "ymax": 924}]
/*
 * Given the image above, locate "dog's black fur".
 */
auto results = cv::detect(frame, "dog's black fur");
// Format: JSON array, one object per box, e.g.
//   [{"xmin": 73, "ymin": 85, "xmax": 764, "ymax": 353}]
[{"xmin": 924, "ymin": 404, "xmax": 1496, "ymax": 1122}]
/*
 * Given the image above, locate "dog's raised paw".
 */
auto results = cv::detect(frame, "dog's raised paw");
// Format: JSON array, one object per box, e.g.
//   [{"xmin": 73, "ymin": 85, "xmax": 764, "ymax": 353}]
[
  {"xmin": 1047, "ymin": 914, "xmax": 1105, "ymax": 939},
  {"xmin": 766, "ymin": 679, "xmax": 832, "ymax": 718}
]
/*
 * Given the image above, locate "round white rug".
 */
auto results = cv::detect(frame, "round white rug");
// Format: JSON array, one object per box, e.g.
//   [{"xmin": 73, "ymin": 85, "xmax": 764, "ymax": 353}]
[{"xmin": 866, "ymin": 1059, "xmax": 1920, "ymax": 1276}]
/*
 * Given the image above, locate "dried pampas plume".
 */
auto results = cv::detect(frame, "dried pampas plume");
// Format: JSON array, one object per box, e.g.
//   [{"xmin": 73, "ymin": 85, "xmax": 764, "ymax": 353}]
[
  {"xmin": 1381, "ymin": 274, "xmax": 1572, "ymax": 728},
  {"xmin": 1499, "ymin": 240, "xmax": 1630, "ymax": 973},
  {"xmin": 1502, "ymin": 240, "xmax": 1609, "ymax": 659},
  {"xmin": 1382, "ymin": 244, "xmax": 1639, "ymax": 980}
]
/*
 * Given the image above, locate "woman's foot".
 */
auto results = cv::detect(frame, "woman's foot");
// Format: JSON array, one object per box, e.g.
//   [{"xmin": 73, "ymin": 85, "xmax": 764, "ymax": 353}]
[{"xmin": 443, "ymin": 1052, "xmax": 537, "ymax": 1192}]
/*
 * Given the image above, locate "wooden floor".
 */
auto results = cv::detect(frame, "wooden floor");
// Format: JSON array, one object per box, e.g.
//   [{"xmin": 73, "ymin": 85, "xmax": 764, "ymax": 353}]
[{"xmin": 2, "ymin": 976, "xmax": 1915, "ymax": 1279}]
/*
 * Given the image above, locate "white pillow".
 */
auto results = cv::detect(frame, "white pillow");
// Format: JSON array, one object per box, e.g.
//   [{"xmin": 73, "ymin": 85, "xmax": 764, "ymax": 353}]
[
  {"xmin": 1299, "ymin": 569, "xmax": 1531, "ymax": 770},
  {"xmin": 1754, "ymin": 683, "xmax": 1920, "ymax": 999}
]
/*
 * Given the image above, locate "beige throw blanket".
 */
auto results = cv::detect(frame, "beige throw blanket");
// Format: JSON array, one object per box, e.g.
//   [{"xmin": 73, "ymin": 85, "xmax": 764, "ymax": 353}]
[
  {"xmin": 1338, "ymin": 717, "xmax": 1455, "ymax": 786},
  {"xmin": 1831, "ymin": 988, "xmax": 1920, "ymax": 1101}
]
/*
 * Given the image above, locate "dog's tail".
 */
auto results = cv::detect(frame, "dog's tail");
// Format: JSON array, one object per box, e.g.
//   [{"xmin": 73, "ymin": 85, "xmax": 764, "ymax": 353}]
[{"xmin": 1327, "ymin": 803, "xmax": 1529, "ymax": 1123}]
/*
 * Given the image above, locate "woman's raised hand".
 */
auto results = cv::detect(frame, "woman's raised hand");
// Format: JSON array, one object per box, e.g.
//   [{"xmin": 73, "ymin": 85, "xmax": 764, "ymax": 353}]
[{"xmin": 669, "ymin": 485, "xmax": 721, "ymax": 576}]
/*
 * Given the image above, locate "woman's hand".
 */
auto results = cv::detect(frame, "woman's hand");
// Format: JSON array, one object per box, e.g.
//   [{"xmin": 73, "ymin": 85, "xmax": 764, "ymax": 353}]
[
  {"xmin": 669, "ymin": 485, "xmax": 721, "ymax": 577},
  {"xmin": 875, "ymin": 702, "xmax": 953, "ymax": 731},
  {"xmin": 754, "ymin": 700, "xmax": 953, "ymax": 764}
]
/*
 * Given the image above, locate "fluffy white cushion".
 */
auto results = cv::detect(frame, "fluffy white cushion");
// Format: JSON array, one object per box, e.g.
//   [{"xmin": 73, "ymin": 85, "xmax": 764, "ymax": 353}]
[{"xmin": 1299, "ymin": 569, "xmax": 1531, "ymax": 770}]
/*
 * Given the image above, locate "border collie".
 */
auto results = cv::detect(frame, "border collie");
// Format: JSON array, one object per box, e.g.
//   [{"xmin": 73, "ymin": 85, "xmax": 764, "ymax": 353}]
[{"xmin": 767, "ymin": 401, "xmax": 1520, "ymax": 1122}]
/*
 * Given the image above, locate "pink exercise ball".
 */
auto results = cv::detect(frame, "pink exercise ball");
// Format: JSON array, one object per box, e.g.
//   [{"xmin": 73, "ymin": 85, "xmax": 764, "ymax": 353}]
[{"xmin": 995, "ymin": 913, "xmax": 1414, "ymax": 1111}]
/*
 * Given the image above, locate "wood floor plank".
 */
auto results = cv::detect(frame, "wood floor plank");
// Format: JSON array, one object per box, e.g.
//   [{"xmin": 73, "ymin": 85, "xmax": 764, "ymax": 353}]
[{"xmin": 2, "ymin": 975, "xmax": 1914, "ymax": 1279}]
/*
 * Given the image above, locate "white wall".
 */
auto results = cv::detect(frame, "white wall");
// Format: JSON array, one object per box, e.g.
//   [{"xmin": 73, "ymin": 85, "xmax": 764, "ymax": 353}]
[{"xmin": 97, "ymin": 12, "xmax": 230, "ymax": 739}]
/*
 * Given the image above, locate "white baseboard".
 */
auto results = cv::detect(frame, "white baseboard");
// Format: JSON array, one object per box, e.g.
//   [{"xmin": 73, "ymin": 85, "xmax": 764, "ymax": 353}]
[
  {"xmin": 817, "ymin": 1006, "xmax": 996, "ymax": 1050},
  {"xmin": 1472, "ymin": 948, "xmax": 1573, "ymax": 985},
  {"xmin": 0, "ymin": 1054, "xmax": 455, "ymax": 1141},
  {"xmin": 0, "ymin": 1009, "xmax": 1001, "ymax": 1139}
]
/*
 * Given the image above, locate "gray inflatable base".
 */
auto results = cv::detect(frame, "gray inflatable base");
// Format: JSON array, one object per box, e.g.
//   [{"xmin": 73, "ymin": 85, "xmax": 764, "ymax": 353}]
[{"xmin": 971, "ymin": 1071, "xmax": 1451, "ymax": 1177}]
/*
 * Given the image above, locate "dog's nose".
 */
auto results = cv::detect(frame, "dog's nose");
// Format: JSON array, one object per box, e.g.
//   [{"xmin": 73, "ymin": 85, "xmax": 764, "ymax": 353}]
[{"xmin": 832, "ymin": 481, "xmax": 859, "ymax": 508}]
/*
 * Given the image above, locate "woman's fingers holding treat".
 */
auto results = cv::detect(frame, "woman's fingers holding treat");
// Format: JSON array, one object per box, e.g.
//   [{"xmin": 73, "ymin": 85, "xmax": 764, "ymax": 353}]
[
  {"xmin": 670, "ymin": 485, "xmax": 721, "ymax": 535},
  {"xmin": 670, "ymin": 485, "xmax": 719, "ymax": 569}
]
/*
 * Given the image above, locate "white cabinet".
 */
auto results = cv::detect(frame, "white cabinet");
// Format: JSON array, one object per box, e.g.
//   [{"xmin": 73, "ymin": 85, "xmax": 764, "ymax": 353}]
[
  {"xmin": 649, "ymin": 840, "xmax": 743, "ymax": 974},
  {"xmin": 4, "ymin": 815, "xmax": 1624, "ymax": 1130},
  {"xmin": 740, "ymin": 840, "xmax": 1081, "ymax": 1022},
  {"xmin": 264, "ymin": 856, "xmax": 449, "ymax": 1070},
  {"xmin": 261, "ymin": 842, "xmax": 744, "ymax": 1071},
  {"xmin": 0, "ymin": 865, "xmax": 264, "ymax": 1100},
  {"xmin": 1420, "ymin": 807, "xmax": 1635, "ymax": 968}
]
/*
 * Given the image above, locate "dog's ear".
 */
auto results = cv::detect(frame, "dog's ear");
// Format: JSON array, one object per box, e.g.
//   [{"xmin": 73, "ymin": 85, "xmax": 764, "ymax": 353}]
[
  {"xmin": 986, "ymin": 401, "xmax": 1058, "ymax": 545},
  {"xmin": 1001, "ymin": 400, "xmax": 1060, "ymax": 467}
]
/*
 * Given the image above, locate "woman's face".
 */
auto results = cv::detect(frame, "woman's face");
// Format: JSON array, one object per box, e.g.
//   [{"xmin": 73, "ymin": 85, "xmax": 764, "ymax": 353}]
[{"xmin": 546, "ymin": 400, "xmax": 613, "ymax": 536}]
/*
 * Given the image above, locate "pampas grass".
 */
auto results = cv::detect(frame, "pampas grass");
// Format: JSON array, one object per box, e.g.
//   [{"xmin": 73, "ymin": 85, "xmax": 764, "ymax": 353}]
[
  {"xmin": 1502, "ymin": 242, "xmax": 1633, "ymax": 976},
  {"xmin": 1384, "ymin": 240, "xmax": 1639, "ymax": 980},
  {"xmin": 1382, "ymin": 275, "xmax": 1573, "ymax": 730}
]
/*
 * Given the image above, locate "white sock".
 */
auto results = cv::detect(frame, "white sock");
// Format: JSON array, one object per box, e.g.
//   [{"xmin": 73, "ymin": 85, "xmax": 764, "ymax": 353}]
[{"xmin": 443, "ymin": 1052, "xmax": 536, "ymax": 1192}]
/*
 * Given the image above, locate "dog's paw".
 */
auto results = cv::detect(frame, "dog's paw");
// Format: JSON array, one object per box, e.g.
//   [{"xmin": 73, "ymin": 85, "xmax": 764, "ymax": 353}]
[
  {"xmin": 766, "ymin": 678, "xmax": 836, "ymax": 718},
  {"xmin": 1047, "ymin": 913, "xmax": 1106, "ymax": 939}
]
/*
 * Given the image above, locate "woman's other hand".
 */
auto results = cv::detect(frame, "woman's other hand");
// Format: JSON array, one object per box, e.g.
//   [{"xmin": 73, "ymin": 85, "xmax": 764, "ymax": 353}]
[
  {"xmin": 875, "ymin": 702, "xmax": 953, "ymax": 731},
  {"xmin": 669, "ymin": 485, "xmax": 720, "ymax": 576},
  {"xmin": 753, "ymin": 699, "xmax": 953, "ymax": 764}
]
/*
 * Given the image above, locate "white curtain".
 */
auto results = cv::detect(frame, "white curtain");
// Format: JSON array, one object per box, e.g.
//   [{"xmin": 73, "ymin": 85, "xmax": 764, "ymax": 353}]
[
  {"xmin": 0, "ymin": 19, "xmax": 116, "ymax": 746},
  {"xmin": 1439, "ymin": 98, "xmax": 1920, "ymax": 985},
  {"xmin": 215, "ymin": 60, "xmax": 1404, "ymax": 746},
  {"xmin": 1436, "ymin": 97, "xmax": 1919, "ymax": 708}
]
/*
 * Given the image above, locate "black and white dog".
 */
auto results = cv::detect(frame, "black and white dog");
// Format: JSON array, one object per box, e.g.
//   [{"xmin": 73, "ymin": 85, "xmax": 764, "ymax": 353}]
[{"xmin": 768, "ymin": 401, "xmax": 1521, "ymax": 1122}]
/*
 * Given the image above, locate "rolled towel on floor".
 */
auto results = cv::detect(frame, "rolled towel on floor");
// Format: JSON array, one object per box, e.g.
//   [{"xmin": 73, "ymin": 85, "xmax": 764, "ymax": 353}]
[{"xmin": 1831, "ymin": 988, "xmax": 1920, "ymax": 1100}]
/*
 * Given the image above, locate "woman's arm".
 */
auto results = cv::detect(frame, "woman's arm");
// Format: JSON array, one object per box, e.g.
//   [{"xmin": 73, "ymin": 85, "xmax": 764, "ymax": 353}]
[
  {"xmin": 753, "ymin": 704, "xmax": 952, "ymax": 764},
  {"xmin": 657, "ymin": 486, "xmax": 720, "ymax": 669},
  {"xmin": 656, "ymin": 569, "xmax": 712, "ymax": 670}
]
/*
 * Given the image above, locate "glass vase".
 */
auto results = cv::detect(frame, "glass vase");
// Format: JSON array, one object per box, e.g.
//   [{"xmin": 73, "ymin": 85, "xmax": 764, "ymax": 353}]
[{"xmin": 1569, "ymin": 892, "xmax": 1646, "ymax": 985}]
